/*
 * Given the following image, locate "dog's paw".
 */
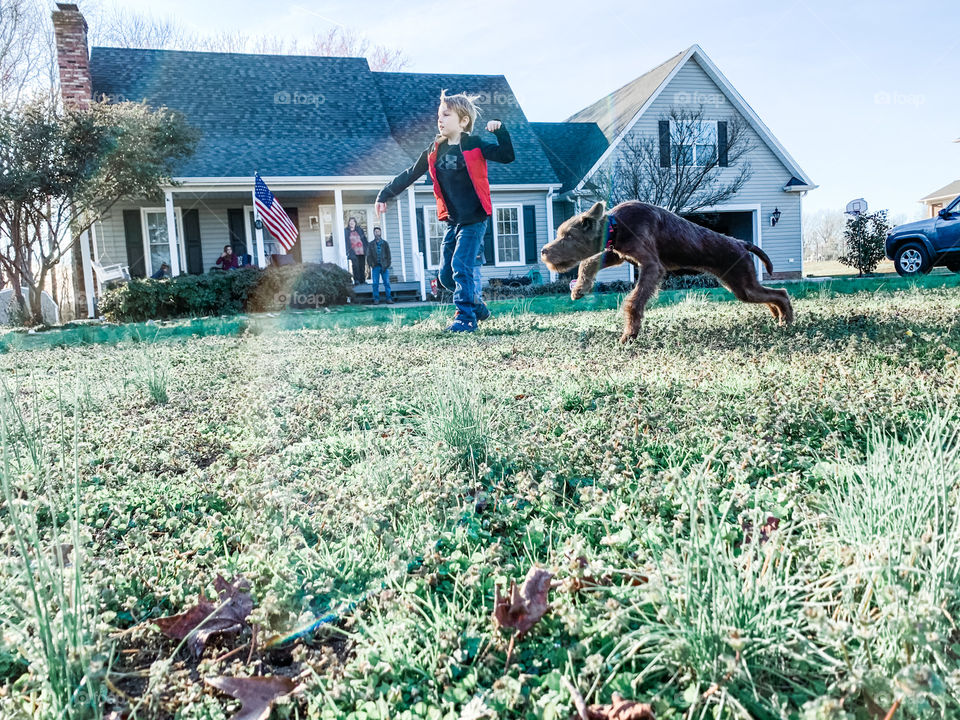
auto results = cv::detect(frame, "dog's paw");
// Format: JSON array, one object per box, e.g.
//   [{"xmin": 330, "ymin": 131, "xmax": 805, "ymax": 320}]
[
  {"xmin": 619, "ymin": 330, "xmax": 639, "ymax": 344},
  {"xmin": 570, "ymin": 285, "xmax": 586, "ymax": 301}
]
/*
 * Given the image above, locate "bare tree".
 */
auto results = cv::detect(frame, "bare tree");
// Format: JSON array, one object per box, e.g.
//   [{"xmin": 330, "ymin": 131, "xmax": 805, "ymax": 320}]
[
  {"xmin": 593, "ymin": 105, "xmax": 753, "ymax": 215},
  {"xmin": 0, "ymin": 0, "xmax": 58, "ymax": 107},
  {"xmin": 91, "ymin": 7, "xmax": 410, "ymax": 71},
  {"xmin": 802, "ymin": 208, "xmax": 845, "ymax": 262}
]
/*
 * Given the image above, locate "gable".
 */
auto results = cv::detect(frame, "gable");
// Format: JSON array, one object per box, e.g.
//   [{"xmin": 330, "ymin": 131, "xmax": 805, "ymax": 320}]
[
  {"xmin": 568, "ymin": 46, "xmax": 814, "ymax": 192},
  {"xmin": 530, "ymin": 122, "xmax": 609, "ymax": 193}
]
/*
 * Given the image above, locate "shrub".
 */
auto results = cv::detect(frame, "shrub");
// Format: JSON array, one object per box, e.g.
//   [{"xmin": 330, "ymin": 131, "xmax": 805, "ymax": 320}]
[{"xmin": 98, "ymin": 263, "xmax": 354, "ymax": 322}]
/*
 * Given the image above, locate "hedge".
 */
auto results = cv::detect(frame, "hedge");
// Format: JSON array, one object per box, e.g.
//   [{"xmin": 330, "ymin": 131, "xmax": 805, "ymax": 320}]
[{"xmin": 98, "ymin": 263, "xmax": 354, "ymax": 323}]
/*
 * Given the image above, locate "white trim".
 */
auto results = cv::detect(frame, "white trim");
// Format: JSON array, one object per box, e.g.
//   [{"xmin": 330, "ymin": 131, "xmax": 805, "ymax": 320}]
[
  {"xmin": 406, "ymin": 187, "xmax": 420, "ymax": 282},
  {"xmin": 545, "ymin": 189, "xmax": 557, "ymax": 282},
  {"xmin": 333, "ymin": 189, "xmax": 347, "ymax": 270},
  {"xmin": 492, "ymin": 204, "xmax": 525, "ymax": 267},
  {"xmin": 575, "ymin": 45, "xmax": 815, "ymax": 193},
  {"xmin": 140, "ymin": 207, "xmax": 185, "ymax": 278},
  {"xmin": 422, "ymin": 206, "xmax": 444, "ymax": 271},
  {"xmin": 396, "ymin": 200, "xmax": 407, "ymax": 282},
  {"xmin": 693, "ymin": 203, "xmax": 763, "ymax": 278},
  {"xmin": 244, "ymin": 204, "xmax": 267, "ymax": 268}
]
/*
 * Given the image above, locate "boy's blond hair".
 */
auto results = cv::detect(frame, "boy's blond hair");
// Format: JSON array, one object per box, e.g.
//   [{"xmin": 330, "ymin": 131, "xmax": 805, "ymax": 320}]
[{"xmin": 439, "ymin": 89, "xmax": 482, "ymax": 134}]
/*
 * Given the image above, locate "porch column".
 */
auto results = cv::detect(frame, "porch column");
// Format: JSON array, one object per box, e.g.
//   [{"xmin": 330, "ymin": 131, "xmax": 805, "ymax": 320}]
[
  {"xmin": 164, "ymin": 190, "xmax": 181, "ymax": 276},
  {"xmin": 395, "ymin": 200, "xmax": 407, "ymax": 282},
  {"xmin": 254, "ymin": 221, "xmax": 266, "ymax": 268},
  {"xmin": 89, "ymin": 219, "xmax": 101, "ymax": 297},
  {"xmin": 545, "ymin": 190, "xmax": 557, "ymax": 282},
  {"xmin": 406, "ymin": 186, "xmax": 419, "ymax": 282},
  {"xmin": 333, "ymin": 188, "xmax": 347, "ymax": 271},
  {"xmin": 79, "ymin": 226, "xmax": 95, "ymax": 318}
]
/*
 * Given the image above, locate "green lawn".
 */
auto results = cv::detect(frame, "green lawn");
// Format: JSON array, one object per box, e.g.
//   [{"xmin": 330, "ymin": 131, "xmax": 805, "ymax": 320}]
[{"xmin": 2, "ymin": 280, "xmax": 960, "ymax": 719}]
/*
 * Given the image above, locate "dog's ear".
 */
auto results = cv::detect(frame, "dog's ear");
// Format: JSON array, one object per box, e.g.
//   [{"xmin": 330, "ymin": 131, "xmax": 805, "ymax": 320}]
[{"xmin": 584, "ymin": 201, "xmax": 605, "ymax": 220}]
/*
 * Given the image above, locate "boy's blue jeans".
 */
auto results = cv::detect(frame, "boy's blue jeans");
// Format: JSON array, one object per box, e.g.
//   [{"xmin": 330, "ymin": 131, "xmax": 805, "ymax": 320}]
[
  {"xmin": 438, "ymin": 218, "xmax": 487, "ymax": 323},
  {"xmin": 370, "ymin": 264, "xmax": 391, "ymax": 301}
]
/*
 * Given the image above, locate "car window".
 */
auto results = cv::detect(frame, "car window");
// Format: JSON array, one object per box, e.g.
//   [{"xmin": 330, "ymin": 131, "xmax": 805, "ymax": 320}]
[{"xmin": 946, "ymin": 196, "xmax": 960, "ymax": 215}]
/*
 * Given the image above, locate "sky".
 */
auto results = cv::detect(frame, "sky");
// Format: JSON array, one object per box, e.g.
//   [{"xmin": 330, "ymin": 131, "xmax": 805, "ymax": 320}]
[{"xmin": 97, "ymin": 0, "xmax": 958, "ymax": 219}]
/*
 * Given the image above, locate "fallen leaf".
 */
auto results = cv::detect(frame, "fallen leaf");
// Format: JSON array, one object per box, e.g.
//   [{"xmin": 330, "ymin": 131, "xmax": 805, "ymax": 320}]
[
  {"xmin": 155, "ymin": 575, "xmax": 253, "ymax": 656},
  {"xmin": 205, "ymin": 675, "xmax": 295, "ymax": 720},
  {"xmin": 493, "ymin": 567, "xmax": 553, "ymax": 637},
  {"xmin": 584, "ymin": 693, "xmax": 655, "ymax": 720}
]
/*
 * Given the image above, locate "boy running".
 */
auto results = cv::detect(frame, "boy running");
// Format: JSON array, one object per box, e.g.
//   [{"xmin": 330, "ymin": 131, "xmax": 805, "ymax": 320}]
[{"xmin": 375, "ymin": 90, "xmax": 515, "ymax": 332}]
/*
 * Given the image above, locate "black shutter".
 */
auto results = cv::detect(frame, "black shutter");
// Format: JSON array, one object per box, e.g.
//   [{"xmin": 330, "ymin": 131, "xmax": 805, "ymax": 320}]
[
  {"xmin": 182, "ymin": 209, "xmax": 204, "ymax": 274},
  {"xmin": 286, "ymin": 207, "xmax": 302, "ymax": 262},
  {"xmin": 717, "ymin": 121, "xmax": 728, "ymax": 167},
  {"xmin": 523, "ymin": 205, "xmax": 537, "ymax": 265},
  {"xmin": 416, "ymin": 207, "xmax": 426, "ymax": 267},
  {"xmin": 658, "ymin": 120, "xmax": 671, "ymax": 168},
  {"xmin": 227, "ymin": 209, "xmax": 246, "ymax": 256},
  {"xmin": 122, "ymin": 209, "xmax": 146, "ymax": 278},
  {"xmin": 484, "ymin": 213, "xmax": 495, "ymax": 265}
]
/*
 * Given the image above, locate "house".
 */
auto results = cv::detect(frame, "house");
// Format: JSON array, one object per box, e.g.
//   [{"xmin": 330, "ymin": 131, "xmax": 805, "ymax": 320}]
[
  {"xmin": 532, "ymin": 45, "xmax": 816, "ymax": 282},
  {"xmin": 51, "ymin": 3, "xmax": 561, "ymax": 318},
  {"xmin": 921, "ymin": 180, "xmax": 960, "ymax": 219}
]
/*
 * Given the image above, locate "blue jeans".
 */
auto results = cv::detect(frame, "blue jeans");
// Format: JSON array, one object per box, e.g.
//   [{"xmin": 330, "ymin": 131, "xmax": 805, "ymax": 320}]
[
  {"xmin": 438, "ymin": 218, "xmax": 487, "ymax": 322},
  {"xmin": 371, "ymin": 264, "xmax": 391, "ymax": 301}
]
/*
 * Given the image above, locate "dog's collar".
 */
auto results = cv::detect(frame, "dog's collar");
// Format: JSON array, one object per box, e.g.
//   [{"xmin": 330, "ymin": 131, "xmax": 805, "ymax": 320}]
[{"xmin": 602, "ymin": 214, "xmax": 618, "ymax": 252}]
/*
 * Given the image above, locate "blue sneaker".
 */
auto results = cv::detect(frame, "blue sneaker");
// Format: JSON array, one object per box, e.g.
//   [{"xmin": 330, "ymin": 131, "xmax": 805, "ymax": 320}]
[
  {"xmin": 445, "ymin": 317, "xmax": 477, "ymax": 333},
  {"xmin": 475, "ymin": 303, "xmax": 491, "ymax": 322}
]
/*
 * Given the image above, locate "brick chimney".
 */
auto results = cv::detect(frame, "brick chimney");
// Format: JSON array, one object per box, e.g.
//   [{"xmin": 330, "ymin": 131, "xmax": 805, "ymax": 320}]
[{"xmin": 52, "ymin": 3, "xmax": 91, "ymax": 109}]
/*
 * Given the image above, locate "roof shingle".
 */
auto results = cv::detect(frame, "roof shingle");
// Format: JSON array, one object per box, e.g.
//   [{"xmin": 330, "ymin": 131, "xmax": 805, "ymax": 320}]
[{"xmin": 529, "ymin": 122, "xmax": 609, "ymax": 193}]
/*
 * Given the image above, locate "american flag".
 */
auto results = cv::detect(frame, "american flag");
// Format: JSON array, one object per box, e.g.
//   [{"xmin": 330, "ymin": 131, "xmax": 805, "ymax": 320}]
[{"xmin": 254, "ymin": 174, "xmax": 299, "ymax": 252}]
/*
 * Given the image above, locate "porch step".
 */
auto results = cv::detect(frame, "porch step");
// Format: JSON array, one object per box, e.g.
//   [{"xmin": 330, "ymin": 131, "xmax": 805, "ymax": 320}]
[{"xmin": 351, "ymin": 281, "xmax": 422, "ymax": 305}]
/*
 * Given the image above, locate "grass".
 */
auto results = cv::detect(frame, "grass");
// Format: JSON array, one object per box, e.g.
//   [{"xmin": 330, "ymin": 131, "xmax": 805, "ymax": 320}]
[{"xmin": 1, "ymin": 281, "xmax": 960, "ymax": 719}]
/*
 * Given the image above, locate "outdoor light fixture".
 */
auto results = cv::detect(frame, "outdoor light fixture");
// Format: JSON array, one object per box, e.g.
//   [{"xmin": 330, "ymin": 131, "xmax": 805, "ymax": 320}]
[{"xmin": 770, "ymin": 207, "xmax": 781, "ymax": 227}]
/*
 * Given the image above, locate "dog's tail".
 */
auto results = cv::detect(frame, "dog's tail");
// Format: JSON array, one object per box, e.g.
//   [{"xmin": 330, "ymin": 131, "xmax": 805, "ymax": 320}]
[{"xmin": 743, "ymin": 243, "xmax": 774, "ymax": 275}]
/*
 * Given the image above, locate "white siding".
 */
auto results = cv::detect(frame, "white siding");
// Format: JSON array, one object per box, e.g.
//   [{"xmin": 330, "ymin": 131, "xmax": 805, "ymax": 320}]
[{"xmin": 593, "ymin": 57, "xmax": 805, "ymax": 277}]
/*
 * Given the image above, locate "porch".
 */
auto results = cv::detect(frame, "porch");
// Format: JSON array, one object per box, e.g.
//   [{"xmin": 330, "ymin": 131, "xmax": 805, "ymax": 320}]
[{"xmin": 78, "ymin": 178, "xmax": 430, "ymax": 316}]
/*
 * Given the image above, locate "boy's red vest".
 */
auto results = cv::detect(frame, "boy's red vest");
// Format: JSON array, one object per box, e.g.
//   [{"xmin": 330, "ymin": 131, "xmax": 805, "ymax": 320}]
[{"xmin": 427, "ymin": 139, "xmax": 491, "ymax": 222}]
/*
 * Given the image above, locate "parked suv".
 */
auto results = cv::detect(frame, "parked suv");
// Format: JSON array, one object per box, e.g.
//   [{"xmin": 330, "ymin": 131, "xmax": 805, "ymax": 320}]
[{"xmin": 886, "ymin": 194, "xmax": 960, "ymax": 276}]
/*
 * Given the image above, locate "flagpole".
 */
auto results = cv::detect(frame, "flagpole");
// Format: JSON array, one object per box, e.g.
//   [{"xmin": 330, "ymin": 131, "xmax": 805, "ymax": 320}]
[{"xmin": 251, "ymin": 172, "xmax": 267, "ymax": 268}]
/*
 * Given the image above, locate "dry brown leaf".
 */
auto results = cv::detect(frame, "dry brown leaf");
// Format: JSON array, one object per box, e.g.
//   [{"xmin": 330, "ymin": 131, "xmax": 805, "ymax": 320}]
[
  {"xmin": 493, "ymin": 567, "xmax": 553, "ymax": 637},
  {"xmin": 205, "ymin": 675, "xmax": 295, "ymax": 720},
  {"xmin": 154, "ymin": 575, "xmax": 253, "ymax": 656},
  {"xmin": 584, "ymin": 693, "xmax": 655, "ymax": 720}
]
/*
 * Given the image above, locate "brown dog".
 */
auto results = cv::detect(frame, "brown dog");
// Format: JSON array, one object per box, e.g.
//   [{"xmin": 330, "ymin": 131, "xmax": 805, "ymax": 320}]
[{"xmin": 540, "ymin": 201, "xmax": 793, "ymax": 343}]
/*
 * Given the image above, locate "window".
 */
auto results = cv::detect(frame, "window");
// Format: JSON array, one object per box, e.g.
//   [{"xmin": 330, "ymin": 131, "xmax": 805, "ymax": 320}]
[
  {"xmin": 423, "ymin": 207, "xmax": 445, "ymax": 269},
  {"xmin": 140, "ymin": 208, "xmax": 184, "ymax": 276},
  {"xmin": 493, "ymin": 206, "xmax": 524, "ymax": 266},
  {"xmin": 672, "ymin": 121, "xmax": 718, "ymax": 167}
]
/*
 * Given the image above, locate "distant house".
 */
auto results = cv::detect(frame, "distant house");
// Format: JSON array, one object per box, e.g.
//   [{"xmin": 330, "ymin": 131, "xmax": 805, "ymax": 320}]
[
  {"xmin": 52, "ymin": 3, "xmax": 562, "ymax": 317},
  {"xmin": 532, "ymin": 45, "xmax": 816, "ymax": 282},
  {"xmin": 921, "ymin": 180, "xmax": 960, "ymax": 219}
]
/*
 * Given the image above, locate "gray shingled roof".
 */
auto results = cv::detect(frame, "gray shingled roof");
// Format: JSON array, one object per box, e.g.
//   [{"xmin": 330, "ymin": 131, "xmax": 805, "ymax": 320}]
[
  {"xmin": 529, "ymin": 122, "xmax": 609, "ymax": 193},
  {"xmin": 565, "ymin": 48, "xmax": 688, "ymax": 141},
  {"xmin": 89, "ymin": 48, "xmax": 412, "ymax": 178},
  {"xmin": 373, "ymin": 72, "xmax": 558, "ymax": 185}
]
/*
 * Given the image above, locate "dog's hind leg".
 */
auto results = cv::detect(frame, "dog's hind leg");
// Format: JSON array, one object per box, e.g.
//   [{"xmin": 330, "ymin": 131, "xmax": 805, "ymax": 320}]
[
  {"xmin": 571, "ymin": 251, "xmax": 624, "ymax": 300},
  {"xmin": 620, "ymin": 261, "xmax": 663, "ymax": 343},
  {"xmin": 720, "ymin": 265, "xmax": 794, "ymax": 325}
]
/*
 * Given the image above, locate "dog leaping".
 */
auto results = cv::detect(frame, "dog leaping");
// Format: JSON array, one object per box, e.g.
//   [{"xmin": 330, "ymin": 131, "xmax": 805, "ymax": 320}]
[{"xmin": 540, "ymin": 201, "xmax": 794, "ymax": 343}]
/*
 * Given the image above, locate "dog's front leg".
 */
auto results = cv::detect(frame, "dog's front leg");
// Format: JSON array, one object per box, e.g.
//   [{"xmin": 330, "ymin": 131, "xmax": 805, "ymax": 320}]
[
  {"xmin": 571, "ymin": 251, "xmax": 623, "ymax": 300},
  {"xmin": 620, "ymin": 262, "xmax": 663, "ymax": 343}
]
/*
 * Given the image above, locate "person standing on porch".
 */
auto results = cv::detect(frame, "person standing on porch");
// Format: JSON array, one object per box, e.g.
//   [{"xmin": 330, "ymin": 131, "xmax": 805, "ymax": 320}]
[
  {"xmin": 375, "ymin": 90, "xmax": 514, "ymax": 333},
  {"xmin": 344, "ymin": 217, "xmax": 368, "ymax": 284},
  {"xmin": 367, "ymin": 227, "xmax": 394, "ymax": 304}
]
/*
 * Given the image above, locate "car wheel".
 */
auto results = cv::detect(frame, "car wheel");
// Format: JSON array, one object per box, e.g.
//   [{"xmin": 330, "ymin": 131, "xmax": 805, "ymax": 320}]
[{"xmin": 894, "ymin": 243, "xmax": 930, "ymax": 276}]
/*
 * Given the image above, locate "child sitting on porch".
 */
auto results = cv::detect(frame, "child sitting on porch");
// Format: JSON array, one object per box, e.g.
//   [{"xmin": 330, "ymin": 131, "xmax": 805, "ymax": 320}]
[{"xmin": 375, "ymin": 90, "xmax": 514, "ymax": 332}]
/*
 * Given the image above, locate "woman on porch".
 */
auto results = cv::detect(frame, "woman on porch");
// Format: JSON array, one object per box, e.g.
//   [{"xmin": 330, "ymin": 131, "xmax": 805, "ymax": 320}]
[{"xmin": 344, "ymin": 217, "xmax": 368, "ymax": 284}]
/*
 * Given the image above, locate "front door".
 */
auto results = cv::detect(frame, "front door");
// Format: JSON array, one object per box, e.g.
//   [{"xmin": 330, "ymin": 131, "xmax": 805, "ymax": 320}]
[{"xmin": 318, "ymin": 206, "xmax": 339, "ymax": 264}]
